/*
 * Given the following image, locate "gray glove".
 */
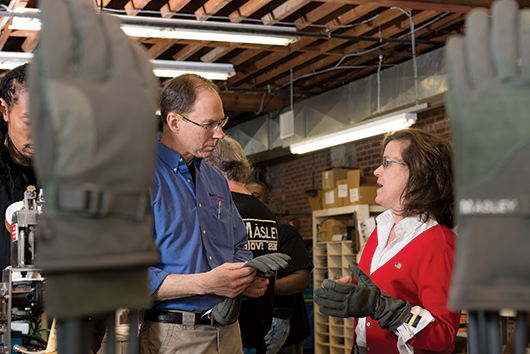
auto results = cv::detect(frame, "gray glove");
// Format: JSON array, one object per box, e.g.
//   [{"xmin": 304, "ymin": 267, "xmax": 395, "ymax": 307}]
[
  {"xmin": 29, "ymin": 0, "xmax": 159, "ymax": 318},
  {"xmin": 446, "ymin": 0, "xmax": 530, "ymax": 310},
  {"xmin": 314, "ymin": 264, "xmax": 411, "ymax": 331},
  {"xmin": 243, "ymin": 253, "xmax": 292, "ymax": 278},
  {"xmin": 211, "ymin": 292, "xmax": 243, "ymax": 326},
  {"xmin": 264, "ymin": 317, "xmax": 290, "ymax": 354},
  {"xmin": 212, "ymin": 253, "xmax": 292, "ymax": 325}
]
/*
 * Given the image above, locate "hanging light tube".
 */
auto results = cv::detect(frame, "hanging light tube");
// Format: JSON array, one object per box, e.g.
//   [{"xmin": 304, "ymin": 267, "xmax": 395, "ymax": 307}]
[
  {"xmin": 6, "ymin": 10, "xmax": 299, "ymax": 46},
  {"xmin": 0, "ymin": 52, "xmax": 235, "ymax": 80},
  {"xmin": 151, "ymin": 59, "xmax": 235, "ymax": 80},
  {"xmin": 289, "ymin": 113, "xmax": 418, "ymax": 155}
]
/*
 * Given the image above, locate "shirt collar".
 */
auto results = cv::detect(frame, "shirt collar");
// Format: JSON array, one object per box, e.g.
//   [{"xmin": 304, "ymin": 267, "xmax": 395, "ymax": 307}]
[
  {"xmin": 376, "ymin": 209, "xmax": 437, "ymax": 243},
  {"xmin": 156, "ymin": 141, "xmax": 202, "ymax": 172}
]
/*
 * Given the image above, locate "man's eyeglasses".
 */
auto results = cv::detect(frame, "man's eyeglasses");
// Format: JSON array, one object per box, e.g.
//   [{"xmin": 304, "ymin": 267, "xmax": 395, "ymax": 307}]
[
  {"xmin": 381, "ymin": 159, "xmax": 406, "ymax": 168},
  {"xmin": 174, "ymin": 112, "xmax": 229, "ymax": 131}
]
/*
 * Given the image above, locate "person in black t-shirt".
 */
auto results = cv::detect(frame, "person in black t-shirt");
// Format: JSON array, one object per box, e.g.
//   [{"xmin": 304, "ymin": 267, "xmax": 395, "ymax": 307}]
[
  {"xmin": 0, "ymin": 64, "xmax": 37, "ymax": 271},
  {"xmin": 246, "ymin": 180, "xmax": 314, "ymax": 354},
  {"xmin": 206, "ymin": 136, "xmax": 278, "ymax": 354}
]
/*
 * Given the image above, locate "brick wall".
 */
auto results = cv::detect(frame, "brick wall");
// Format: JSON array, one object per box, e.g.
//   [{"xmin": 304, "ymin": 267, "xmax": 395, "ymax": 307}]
[{"xmin": 256, "ymin": 106, "xmax": 451, "ymax": 242}]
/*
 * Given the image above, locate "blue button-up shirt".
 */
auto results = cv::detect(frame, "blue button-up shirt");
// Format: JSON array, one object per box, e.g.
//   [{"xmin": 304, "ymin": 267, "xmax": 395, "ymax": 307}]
[{"xmin": 149, "ymin": 142, "xmax": 252, "ymax": 311}]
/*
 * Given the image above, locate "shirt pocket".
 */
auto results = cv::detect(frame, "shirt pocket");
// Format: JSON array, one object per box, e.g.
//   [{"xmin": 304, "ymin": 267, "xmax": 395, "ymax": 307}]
[{"xmin": 210, "ymin": 195, "xmax": 228, "ymax": 221}]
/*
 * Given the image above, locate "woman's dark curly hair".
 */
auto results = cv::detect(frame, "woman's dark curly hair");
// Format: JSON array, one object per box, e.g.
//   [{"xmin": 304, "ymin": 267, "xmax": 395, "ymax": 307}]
[
  {"xmin": 382, "ymin": 128, "xmax": 454, "ymax": 229},
  {"xmin": 0, "ymin": 64, "xmax": 30, "ymax": 200}
]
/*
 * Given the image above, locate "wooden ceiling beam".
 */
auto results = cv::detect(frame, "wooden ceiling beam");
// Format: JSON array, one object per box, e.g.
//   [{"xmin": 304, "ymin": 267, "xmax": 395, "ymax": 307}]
[
  {"xmin": 219, "ymin": 91, "xmax": 292, "ymax": 112},
  {"xmin": 147, "ymin": 40, "xmax": 180, "ymax": 58},
  {"xmin": 172, "ymin": 42, "xmax": 210, "ymax": 60},
  {"xmin": 301, "ymin": 12, "xmax": 458, "ymax": 89},
  {"xmin": 313, "ymin": 0, "xmax": 530, "ymax": 13},
  {"xmin": 250, "ymin": 9, "xmax": 441, "ymax": 89},
  {"xmin": 230, "ymin": 0, "xmax": 275, "ymax": 22},
  {"xmin": 233, "ymin": 6, "xmax": 403, "ymax": 87},
  {"xmin": 166, "ymin": 0, "xmax": 194, "ymax": 13},
  {"xmin": 228, "ymin": 4, "xmax": 379, "ymax": 85},
  {"xmin": 21, "ymin": 32, "xmax": 38, "ymax": 53},
  {"xmin": 261, "ymin": 0, "xmax": 310, "ymax": 24},
  {"xmin": 195, "ymin": 0, "xmax": 232, "ymax": 19}
]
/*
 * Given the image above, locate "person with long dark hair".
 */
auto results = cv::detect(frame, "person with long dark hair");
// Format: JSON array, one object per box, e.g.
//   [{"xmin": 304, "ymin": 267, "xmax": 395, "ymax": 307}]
[{"xmin": 0, "ymin": 63, "xmax": 37, "ymax": 270}]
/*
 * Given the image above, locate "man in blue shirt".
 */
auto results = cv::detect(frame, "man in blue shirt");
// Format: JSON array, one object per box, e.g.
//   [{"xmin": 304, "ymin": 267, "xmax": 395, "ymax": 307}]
[{"xmin": 140, "ymin": 74, "xmax": 268, "ymax": 354}]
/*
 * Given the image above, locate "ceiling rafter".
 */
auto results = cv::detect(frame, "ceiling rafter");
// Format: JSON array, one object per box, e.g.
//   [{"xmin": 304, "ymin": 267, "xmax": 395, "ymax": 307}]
[{"xmin": 0, "ymin": 0, "xmax": 477, "ymax": 127}]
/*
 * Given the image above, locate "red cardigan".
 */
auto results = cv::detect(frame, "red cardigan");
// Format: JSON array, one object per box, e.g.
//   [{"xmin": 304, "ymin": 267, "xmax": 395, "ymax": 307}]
[{"xmin": 355, "ymin": 224, "xmax": 461, "ymax": 354}]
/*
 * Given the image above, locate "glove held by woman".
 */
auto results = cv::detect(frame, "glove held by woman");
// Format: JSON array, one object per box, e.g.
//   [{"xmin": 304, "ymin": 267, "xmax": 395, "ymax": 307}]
[{"xmin": 314, "ymin": 264, "xmax": 411, "ymax": 331}]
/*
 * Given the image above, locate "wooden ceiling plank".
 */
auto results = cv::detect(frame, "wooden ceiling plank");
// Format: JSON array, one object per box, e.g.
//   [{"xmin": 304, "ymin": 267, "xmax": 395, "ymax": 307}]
[
  {"xmin": 195, "ymin": 0, "xmax": 232, "ymax": 19},
  {"xmin": 0, "ymin": 22, "xmax": 13, "ymax": 51},
  {"xmin": 229, "ymin": 0, "xmax": 275, "ymax": 22},
  {"xmin": 228, "ymin": 4, "xmax": 379, "ymax": 83},
  {"xmin": 261, "ymin": 0, "xmax": 310, "ymax": 24},
  {"xmin": 172, "ymin": 42, "xmax": 210, "ymax": 61},
  {"xmin": 341, "ymin": 10, "xmax": 441, "ymax": 53},
  {"xmin": 232, "ymin": 7, "xmax": 404, "ymax": 87},
  {"xmin": 124, "ymin": 2, "xmax": 136, "ymax": 16},
  {"xmin": 148, "ymin": 40, "xmax": 180, "ymax": 58},
  {"xmin": 93, "ymin": 0, "xmax": 112, "ymax": 6},
  {"xmin": 159, "ymin": 4, "xmax": 173, "ymax": 18},
  {"xmin": 310, "ymin": 0, "xmax": 494, "ymax": 13},
  {"xmin": 220, "ymin": 91, "xmax": 291, "ymax": 112},
  {"xmin": 167, "ymin": 0, "xmax": 194, "ymax": 13},
  {"xmin": 270, "ymin": 10, "xmax": 445, "ymax": 90},
  {"xmin": 200, "ymin": 44, "xmax": 241, "ymax": 63},
  {"xmin": 295, "ymin": 2, "xmax": 347, "ymax": 31},
  {"xmin": 21, "ymin": 32, "xmax": 38, "ymax": 53}
]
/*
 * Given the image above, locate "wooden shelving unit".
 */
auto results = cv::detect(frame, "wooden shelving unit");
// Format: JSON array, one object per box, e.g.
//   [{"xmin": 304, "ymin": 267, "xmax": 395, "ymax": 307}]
[{"xmin": 312, "ymin": 204, "xmax": 385, "ymax": 354}]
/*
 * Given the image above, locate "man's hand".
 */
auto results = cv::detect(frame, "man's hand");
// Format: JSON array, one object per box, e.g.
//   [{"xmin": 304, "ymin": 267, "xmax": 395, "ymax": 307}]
[
  {"xmin": 314, "ymin": 264, "xmax": 411, "ymax": 331},
  {"xmin": 202, "ymin": 262, "xmax": 257, "ymax": 298},
  {"xmin": 243, "ymin": 276, "xmax": 269, "ymax": 298}
]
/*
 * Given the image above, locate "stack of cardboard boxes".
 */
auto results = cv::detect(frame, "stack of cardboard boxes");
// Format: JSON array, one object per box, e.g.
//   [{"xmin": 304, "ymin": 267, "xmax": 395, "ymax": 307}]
[{"xmin": 319, "ymin": 168, "xmax": 379, "ymax": 210}]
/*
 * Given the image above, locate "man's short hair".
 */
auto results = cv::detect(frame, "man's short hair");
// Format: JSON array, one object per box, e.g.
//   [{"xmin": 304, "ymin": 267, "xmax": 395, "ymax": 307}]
[{"xmin": 159, "ymin": 74, "xmax": 220, "ymax": 126}]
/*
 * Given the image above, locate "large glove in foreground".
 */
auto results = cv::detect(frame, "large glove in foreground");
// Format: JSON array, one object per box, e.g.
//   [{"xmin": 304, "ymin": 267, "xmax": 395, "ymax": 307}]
[
  {"xmin": 29, "ymin": 0, "xmax": 159, "ymax": 318},
  {"xmin": 314, "ymin": 264, "xmax": 411, "ymax": 331},
  {"xmin": 212, "ymin": 253, "xmax": 292, "ymax": 325}
]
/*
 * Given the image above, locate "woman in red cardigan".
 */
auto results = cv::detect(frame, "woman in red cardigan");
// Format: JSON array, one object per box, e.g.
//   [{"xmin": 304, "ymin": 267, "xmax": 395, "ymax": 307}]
[{"xmin": 315, "ymin": 128, "xmax": 461, "ymax": 354}]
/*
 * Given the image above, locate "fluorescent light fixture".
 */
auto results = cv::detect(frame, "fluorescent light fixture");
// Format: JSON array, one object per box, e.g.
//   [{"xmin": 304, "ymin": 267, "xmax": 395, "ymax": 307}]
[
  {"xmin": 120, "ymin": 24, "xmax": 297, "ymax": 46},
  {"xmin": 0, "ymin": 52, "xmax": 235, "ymax": 80},
  {"xmin": 8, "ymin": 8, "xmax": 40, "ymax": 31},
  {"xmin": 0, "ymin": 52, "xmax": 33, "ymax": 70},
  {"xmin": 4, "ymin": 10, "xmax": 300, "ymax": 46},
  {"xmin": 151, "ymin": 59, "xmax": 235, "ymax": 80},
  {"xmin": 116, "ymin": 15, "xmax": 299, "ymax": 46},
  {"xmin": 289, "ymin": 113, "xmax": 418, "ymax": 154}
]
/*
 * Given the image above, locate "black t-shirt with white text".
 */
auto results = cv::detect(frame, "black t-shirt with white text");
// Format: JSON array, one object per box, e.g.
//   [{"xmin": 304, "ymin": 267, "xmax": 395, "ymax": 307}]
[{"xmin": 232, "ymin": 192, "xmax": 278, "ymax": 354}]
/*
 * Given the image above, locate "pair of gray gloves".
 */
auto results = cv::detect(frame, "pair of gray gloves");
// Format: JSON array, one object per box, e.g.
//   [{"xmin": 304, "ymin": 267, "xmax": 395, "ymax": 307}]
[
  {"xmin": 212, "ymin": 253, "xmax": 291, "ymax": 326},
  {"xmin": 314, "ymin": 264, "xmax": 411, "ymax": 331}
]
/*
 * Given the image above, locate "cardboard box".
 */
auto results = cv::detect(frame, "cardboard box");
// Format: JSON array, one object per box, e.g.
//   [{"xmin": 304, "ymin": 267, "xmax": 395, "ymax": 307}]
[
  {"xmin": 319, "ymin": 219, "xmax": 347, "ymax": 242},
  {"xmin": 322, "ymin": 188, "xmax": 339, "ymax": 209},
  {"xmin": 336, "ymin": 179, "xmax": 349, "ymax": 207},
  {"xmin": 305, "ymin": 189, "xmax": 322, "ymax": 211},
  {"xmin": 322, "ymin": 168, "xmax": 354, "ymax": 190},
  {"xmin": 361, "ymin": 176, "xmax": 378, "ymax": 185},
  {"xmin": 349, "ymin": 185, "xmax": 379, "ymax": 205},
  {"xmin": 346, "ymin": 169, "xmax": 363, "ymax": 188}
]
